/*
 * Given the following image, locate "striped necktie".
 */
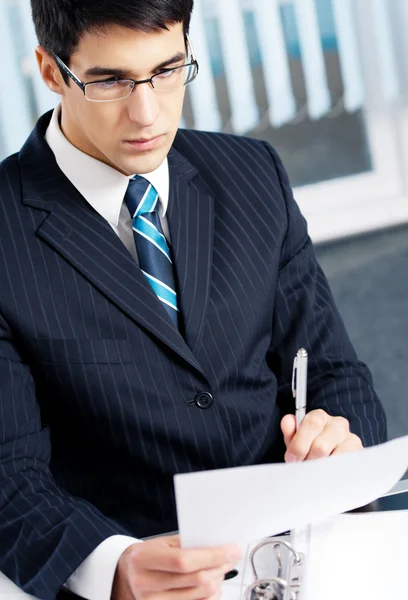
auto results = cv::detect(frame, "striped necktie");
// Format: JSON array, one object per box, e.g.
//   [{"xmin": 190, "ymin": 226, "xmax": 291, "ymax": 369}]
[{"xmin": 124, "ymin": 176, "xmax": 179, "ymax": 327}]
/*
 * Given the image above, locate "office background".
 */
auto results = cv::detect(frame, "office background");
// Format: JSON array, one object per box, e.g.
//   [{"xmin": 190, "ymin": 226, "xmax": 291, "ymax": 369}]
[{"xmin": 0, "ymin": 0, "xmax": 407, "ymax": 440}]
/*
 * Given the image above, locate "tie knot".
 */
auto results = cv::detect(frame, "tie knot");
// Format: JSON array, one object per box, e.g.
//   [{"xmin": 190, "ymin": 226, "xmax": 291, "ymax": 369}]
[{"xmin": 125, "ymin": 176, "xmax": 159, "ymax": 219}]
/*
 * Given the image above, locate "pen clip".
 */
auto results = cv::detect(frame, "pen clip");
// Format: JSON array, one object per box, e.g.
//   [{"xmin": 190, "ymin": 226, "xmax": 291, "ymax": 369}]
[{"xmin": 291, "ymin": 356, "xmax": 297, "ymax": 399}]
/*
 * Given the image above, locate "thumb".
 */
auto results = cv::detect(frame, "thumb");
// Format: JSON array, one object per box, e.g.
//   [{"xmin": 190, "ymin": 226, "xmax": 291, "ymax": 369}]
[{"xmin": 280, "ymin": 414, "xmax": 297, "ymax": 449}]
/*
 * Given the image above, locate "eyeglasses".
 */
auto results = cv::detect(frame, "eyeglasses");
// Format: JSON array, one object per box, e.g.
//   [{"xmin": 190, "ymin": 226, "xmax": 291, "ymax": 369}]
[{"xmin": 52, "ymin": 35, "xmax": 199, "ymax": 103}]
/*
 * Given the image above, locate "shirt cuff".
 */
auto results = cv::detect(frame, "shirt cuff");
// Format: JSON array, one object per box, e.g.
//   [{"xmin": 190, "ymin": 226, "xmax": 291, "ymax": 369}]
[{"xmin": 64, "ymin": 535, "xmax": 142, "ymax": 600}]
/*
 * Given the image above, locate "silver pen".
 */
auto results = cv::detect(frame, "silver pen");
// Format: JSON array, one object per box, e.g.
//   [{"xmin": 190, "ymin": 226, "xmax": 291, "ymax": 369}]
[
  {"xmin": 292, "ymin": 348, "xmax": 308, "ymax": 430},
  {"xmin": 291, "ymin": 349, "xmax": 309, "ymax": 553}
]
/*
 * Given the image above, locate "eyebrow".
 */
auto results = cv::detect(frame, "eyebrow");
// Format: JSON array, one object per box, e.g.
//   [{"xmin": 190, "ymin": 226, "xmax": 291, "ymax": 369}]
[{"xmin": 83, "ymin": 51, "xmax": 187, "ymax": 79}]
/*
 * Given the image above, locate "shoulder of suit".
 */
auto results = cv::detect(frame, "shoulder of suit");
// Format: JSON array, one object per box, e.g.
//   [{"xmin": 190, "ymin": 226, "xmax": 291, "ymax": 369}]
[
  {"xmin": 174, "ymin": 128, "xmax": 280, "ymax": 169},
  {"xmin": 0, "ymin": 153, "xmax": 20, "ymax": 189},
  {"xmin": 175, "ymin": 127, "xmax": 269, "ymax": 148},
  {"xmin": 0, "ymin": 152, "xmax": 20, "ymax": 180},
  {"xmin": 0, "ymin": 152, "xmax": 19, "ymax": 175},
  {"xmin": 0, "ymin": 153, "xmax": 22, "ymax": 212}
]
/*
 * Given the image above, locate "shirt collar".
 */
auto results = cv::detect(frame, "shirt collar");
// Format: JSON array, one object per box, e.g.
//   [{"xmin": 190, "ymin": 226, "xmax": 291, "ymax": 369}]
[{"xmin": 45, "ymin": 105, "xmax": 169, "ymax": 226}]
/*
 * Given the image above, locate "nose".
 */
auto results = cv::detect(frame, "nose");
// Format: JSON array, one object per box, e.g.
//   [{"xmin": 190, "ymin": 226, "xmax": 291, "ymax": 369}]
[{"xmin": 127, "ymin": 82, "xmax": 160, "ymax": 127}]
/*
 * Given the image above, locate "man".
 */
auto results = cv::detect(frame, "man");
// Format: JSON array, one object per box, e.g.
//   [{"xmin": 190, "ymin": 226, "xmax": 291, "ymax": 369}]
[{"xmin": 0, "ymin": 1, "xmax": 386, "ymax": 599}]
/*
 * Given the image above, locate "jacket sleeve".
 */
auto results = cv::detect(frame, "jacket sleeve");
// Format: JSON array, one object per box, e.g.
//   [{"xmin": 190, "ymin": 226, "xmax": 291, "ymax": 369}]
[
  {"xmin": 265, "ymin": 143, "xmax": 387, "ymax": 447},
  {"xmin": 0, "ymin": 313, "xmax": 131, "ymax": 600}
]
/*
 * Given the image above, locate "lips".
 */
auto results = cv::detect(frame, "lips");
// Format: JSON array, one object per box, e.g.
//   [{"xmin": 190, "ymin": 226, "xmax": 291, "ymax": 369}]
[
  {"xmin": 128, "ymin": 137, "xmax": 158, "ymax": 143},
  {"xmin": 125, "ymin": 134, "xmax": 163, "ymax": 143},
  {"xmin": 124, "ymin": 135, "xmax": 164, "ymax": 150}
]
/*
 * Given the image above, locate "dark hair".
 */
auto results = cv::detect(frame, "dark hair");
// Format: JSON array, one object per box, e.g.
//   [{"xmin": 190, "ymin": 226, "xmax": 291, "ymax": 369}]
[{"xmin": 31, "ymin": 0, "xmax": 194, "ymax": 84}]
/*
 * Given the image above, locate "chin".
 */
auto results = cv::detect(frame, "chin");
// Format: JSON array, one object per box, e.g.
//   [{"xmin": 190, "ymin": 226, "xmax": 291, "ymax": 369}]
[{"xmin": 123, "ymin": 155, "xmax": 165, "ymax": 176}]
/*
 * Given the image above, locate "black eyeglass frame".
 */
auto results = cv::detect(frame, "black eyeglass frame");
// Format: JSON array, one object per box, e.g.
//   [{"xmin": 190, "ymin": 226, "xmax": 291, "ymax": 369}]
[{"xmin": 52, "ymin": 34, "xmax": 199, "ymax": 101}]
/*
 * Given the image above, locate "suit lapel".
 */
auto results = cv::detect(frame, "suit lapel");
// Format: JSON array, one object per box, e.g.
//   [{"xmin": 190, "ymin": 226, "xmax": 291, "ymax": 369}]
[
  {"xmin": 18, "ymin": 114, "xmax": 204, "ymax": 376},
  {"xmin": 167, "ymin": 148, "xmax": 215, "ymax": 354}
]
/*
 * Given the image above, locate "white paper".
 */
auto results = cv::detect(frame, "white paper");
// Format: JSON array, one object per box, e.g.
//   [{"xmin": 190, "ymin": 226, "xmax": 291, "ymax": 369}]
[
  {"xmin": 0, "ymin": 572, "xmax": 38, "ymax": 599},
  {"xmin": 221, "ymin": 511, "xmax": 408, "ymax": 600},
  {"xmin": 302, "ymin": 510, "xmax": 408, "ymax": 600},
  {"xmin": 174, "ymin": 435, "xmax": 408, "ymax": 548}
]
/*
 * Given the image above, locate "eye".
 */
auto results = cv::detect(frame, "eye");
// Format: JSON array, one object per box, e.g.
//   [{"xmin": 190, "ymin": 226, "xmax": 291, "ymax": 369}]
[
  {"xmin": 98, "ymin": 78, "xmax": 122, "ymax": 88},
  {"xmin": 156, "ymin": 69, "xmax": 176, "ymax": 79}
]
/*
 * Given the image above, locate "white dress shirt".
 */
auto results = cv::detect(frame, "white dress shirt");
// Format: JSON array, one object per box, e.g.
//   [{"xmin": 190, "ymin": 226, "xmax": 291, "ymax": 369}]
[{"xmin": 44, "ymin": 105, "xmax": 173, "ymax": 599}]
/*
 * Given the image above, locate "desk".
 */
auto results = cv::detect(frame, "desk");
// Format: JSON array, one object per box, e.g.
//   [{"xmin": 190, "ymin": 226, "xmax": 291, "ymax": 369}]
[{"xmin": 2, "ymin": 479, "xmax": 407, "ymax": 600}]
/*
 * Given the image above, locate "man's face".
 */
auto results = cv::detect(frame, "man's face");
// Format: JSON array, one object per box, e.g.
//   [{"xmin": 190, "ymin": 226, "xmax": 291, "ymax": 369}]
[{"xmin": 59, "ymin": 22, "xmax": 187, "ymax": 175}]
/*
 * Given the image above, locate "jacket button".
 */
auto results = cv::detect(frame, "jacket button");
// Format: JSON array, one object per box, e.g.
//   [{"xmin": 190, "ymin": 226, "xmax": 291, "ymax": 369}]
[{"xmin": 194, "ymin": 392, "xmax": 214, "ymax": 409}]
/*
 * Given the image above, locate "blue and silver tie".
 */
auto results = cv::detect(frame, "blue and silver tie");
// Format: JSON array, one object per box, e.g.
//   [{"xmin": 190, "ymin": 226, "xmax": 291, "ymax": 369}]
[{"xmin": 125, "ymin": 176, "xmax": 179, "ymax": 327}]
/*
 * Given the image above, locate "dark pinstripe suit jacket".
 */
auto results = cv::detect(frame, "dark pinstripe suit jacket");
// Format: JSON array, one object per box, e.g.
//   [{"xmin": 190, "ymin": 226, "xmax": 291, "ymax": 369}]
[{"xmin": 0, "ymin": 111, "xmax": 386, "ymax": 599}]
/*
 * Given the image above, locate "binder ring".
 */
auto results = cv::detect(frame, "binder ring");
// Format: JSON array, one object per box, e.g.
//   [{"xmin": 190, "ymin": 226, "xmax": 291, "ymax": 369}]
[
  {"xmin": 246, "ymin": 539, "xmax": 302, "ymax": 600},
  {"xmin": 250, "ymin": 540, "xmax": 302, "ymax": 580},
  {"xmin": 245, "ymin": 576, "xmax": 293, "ymax": 600}
]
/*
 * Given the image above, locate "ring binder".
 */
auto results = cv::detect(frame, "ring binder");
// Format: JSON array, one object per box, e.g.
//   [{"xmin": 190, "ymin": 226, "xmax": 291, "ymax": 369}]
[{"xmin": 244, "ymin": 538, "xmax": 305, "ymax": 600}]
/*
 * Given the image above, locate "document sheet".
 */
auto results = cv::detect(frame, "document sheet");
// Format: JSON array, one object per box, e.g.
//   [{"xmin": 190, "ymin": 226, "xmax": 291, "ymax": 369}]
[
  {"xmin": 301, "ymin": 510, "xmax": 408, "ymax": 600},
  {"xmin": 174, "ymin": 435, "xmax": 408, "ymax": 547}
]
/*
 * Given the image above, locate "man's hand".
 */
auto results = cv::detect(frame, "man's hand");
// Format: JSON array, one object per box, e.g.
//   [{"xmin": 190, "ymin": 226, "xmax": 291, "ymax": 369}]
[
  {"xmin": 281, "ymin": 409, "xmax": 363, "ymax": 462},
  {"xmin": 111, "ymin": 534, "xmax": 241, "ymax": 600}
]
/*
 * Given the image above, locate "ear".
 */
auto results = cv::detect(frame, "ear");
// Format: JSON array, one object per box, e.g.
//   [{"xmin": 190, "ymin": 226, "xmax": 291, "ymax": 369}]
[{"xmin": 35, "ymin": 46, "xmax": 65, "ymax": 95}]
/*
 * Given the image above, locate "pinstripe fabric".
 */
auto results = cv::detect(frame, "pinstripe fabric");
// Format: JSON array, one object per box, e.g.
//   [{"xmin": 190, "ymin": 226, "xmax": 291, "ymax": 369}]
[{"xmin": 0, "ymin": 111, "xmax": 386, "ymax": 599}]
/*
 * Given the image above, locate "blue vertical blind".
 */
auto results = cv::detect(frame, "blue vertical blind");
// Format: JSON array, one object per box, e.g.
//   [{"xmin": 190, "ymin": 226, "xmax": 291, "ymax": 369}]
[
  {"xmin": 188, "ymin": 0, "xmax": 221, "ymax": 131},
  {"xmin": 215, "ymin": 0, "xmax": 259, "ymax": 133},
  {"xmin": 252, "ymin": 0, "xmax": 296, "ymax": 128},
  {"xmin": 0, "ymin": 0, "xmax": 405, "ymax": 159},
  {"xmin": 331, "ymin": 0, "xmax": 364, "ymax": 112},
  {"xmin": 294, "ymin": 0, "xmax": 331, "ymax": 119},
  {"xmin": 0, "ymin": 0, "xmax": 57, "ymax": 158},
  {"xmin": 0, "ymin": 0, "xmax": 39, "ymax": 156}
]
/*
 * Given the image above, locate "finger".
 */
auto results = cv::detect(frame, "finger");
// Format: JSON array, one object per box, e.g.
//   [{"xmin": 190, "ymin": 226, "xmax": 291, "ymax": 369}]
[
  {"xmin": 280, "ymin": 414, "xmax": 296, "ymax": 450},
  {"xmin": 285, "ymin": 409, "xmax": 330, "ymax": 462},
  {"xmin": 130, "ymin": 563, "xmax": 231, "ymax": 593},
  {"xmin": 142, "ymin": 572, "xmax": 225, "ymax": 600},
  {"xmin": 305, "ymin": 418, "xmax": 351, "ymax": 459},
  {"xmin": 131, "ymin": 542, "xmax": 241, "ymax": 574},
  {"xmin": 331, "ymin": 434, "xmax": 364, "ymax": 455}
]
